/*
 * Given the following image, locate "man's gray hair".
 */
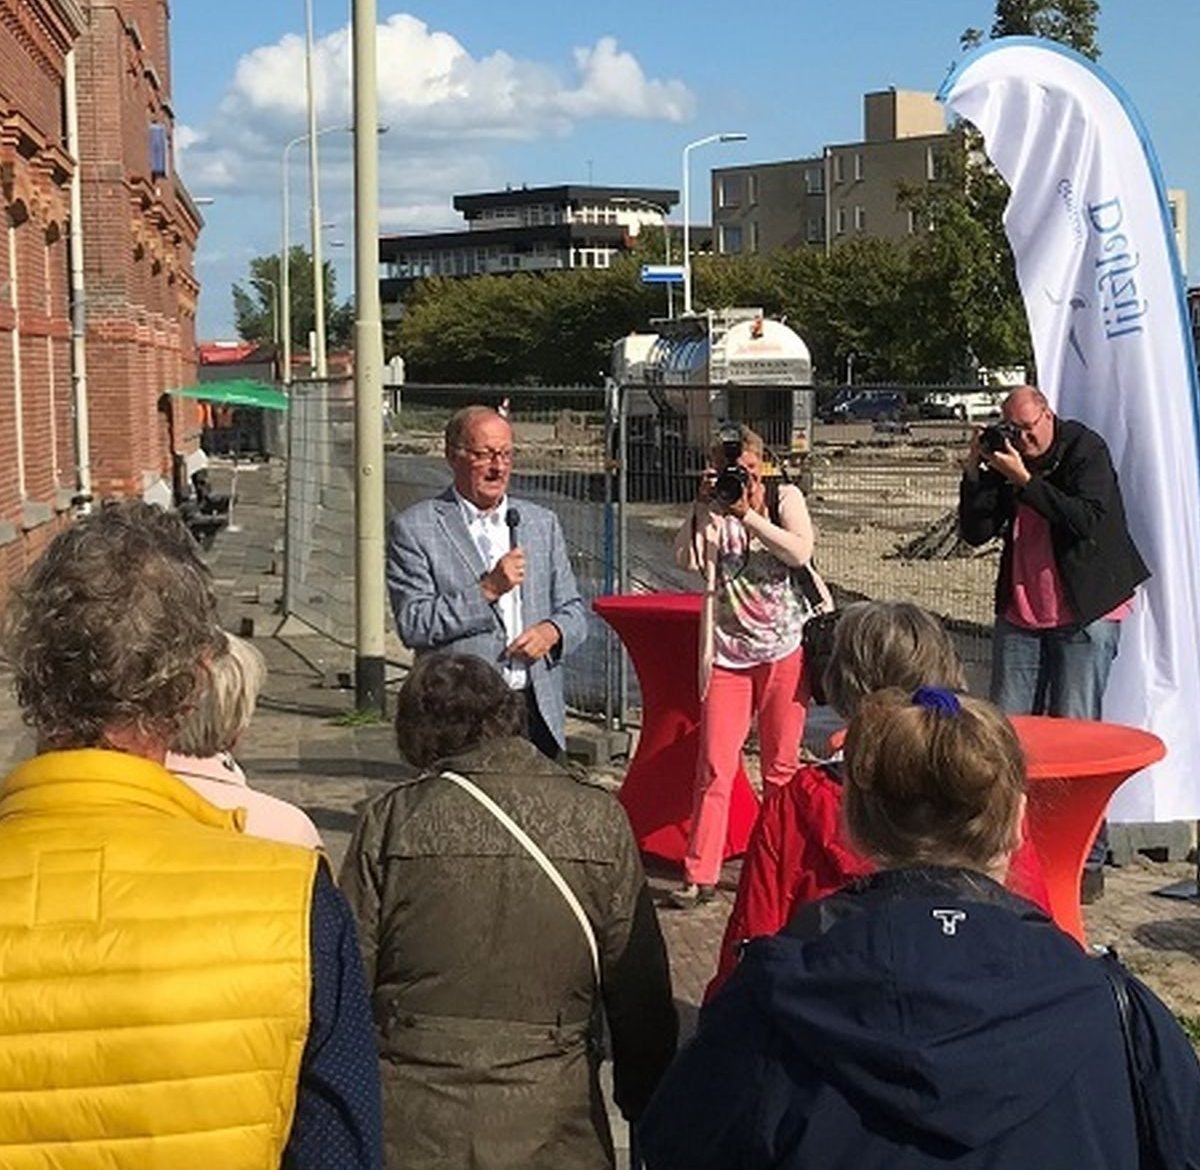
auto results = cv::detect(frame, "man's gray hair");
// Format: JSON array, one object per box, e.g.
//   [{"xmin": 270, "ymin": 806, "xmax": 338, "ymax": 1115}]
[
  {"xmin": 171, "ymin": 633, "xmax": 266, "ymax": 757},
  {"xmin": 2, "ymin": 501, "xmax": 224, "ymax": 749}
]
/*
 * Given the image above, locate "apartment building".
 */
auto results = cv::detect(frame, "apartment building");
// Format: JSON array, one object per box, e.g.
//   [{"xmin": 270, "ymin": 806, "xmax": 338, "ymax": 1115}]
[
  {"xmin": 713, "ymin": 89, "xmax": 957, "ymax": 256},
  {"xmin": 379, "ymin": 184, "xmax": 678, "ymax": 315}
]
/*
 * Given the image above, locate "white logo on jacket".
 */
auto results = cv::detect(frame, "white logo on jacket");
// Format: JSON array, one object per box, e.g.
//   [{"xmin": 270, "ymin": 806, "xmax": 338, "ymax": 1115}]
[{"xmin": 931, "ymin": 909, "xmax": 967, "ymax": 936}]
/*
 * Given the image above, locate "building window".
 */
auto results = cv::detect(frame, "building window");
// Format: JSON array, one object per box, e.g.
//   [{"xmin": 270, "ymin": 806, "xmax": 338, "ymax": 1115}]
[
  {"xmin": 149, "ymin": 123, "xmax": 169, "ymax": 178},
  {"xmin": 805, "ymin": 167, "xmax": 824, "ymax": 194},
  {"xmin": 720, "ymin": 224, "xmax": 743, "ymax": 254},
  {"xmin": 835, "ymin": 207, "xmax": 846, "ymax": 235},
  {"xmin": 854, "ymin": 205, "xmax": 866, "ymax": 231},
  {"xmin": 748, "ymin": 221, "xmax": 759, "ymax": 253},
  {"xmin": 806, "ymin": 216, "xmax": 823, "ymax": 243},
  {"xmin": 854, "ymin": 153, "xmax": 864, "ymax": 181},
  {"xmin": 907, "ymin": 208, "xmax": 918, "ymax": 235},
  {"xmin": 747, "ymin": 173, "xmax": 759, "ymax": 205},
  {"xmin": 718, "ymin": 175, "xmax": 742, "ymax": 209},
  {"xmin": 832, "ymin": 154, "xmax": 844, "ymax": 184},
  {"xmin": 926, "ymin": 145, "xmax": 938, "ymax": 181}
]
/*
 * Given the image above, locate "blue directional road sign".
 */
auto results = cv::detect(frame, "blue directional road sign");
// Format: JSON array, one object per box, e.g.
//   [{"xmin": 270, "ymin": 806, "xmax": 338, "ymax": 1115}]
[{"xmin": 640, "ymin": 264, "xmax": 686, "ymax": 284}]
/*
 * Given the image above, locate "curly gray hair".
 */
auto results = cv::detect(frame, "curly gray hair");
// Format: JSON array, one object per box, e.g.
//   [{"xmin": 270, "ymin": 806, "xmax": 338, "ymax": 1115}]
[{"xmin": 2, "ymin": 501, "xmax": 225, "ymax": 750}]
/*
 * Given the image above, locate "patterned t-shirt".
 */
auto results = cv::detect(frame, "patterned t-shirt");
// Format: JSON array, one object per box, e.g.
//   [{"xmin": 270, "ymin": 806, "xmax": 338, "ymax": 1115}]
[{"xmin": 713, "ymin": 513, "xmax": 808, "ymax": 669}]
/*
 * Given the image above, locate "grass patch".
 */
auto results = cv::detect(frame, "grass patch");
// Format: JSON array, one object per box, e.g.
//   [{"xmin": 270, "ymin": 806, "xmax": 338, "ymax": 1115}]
[{"xmin": 330, "ymin": 708, "xmax": 389, "ymax": 728}]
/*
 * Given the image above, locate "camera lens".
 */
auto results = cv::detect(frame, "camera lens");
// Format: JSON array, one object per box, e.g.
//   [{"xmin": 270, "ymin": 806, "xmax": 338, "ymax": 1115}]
[{"xmin": 713, "ymin": 466, "xmax": 748, "ymax": 508}]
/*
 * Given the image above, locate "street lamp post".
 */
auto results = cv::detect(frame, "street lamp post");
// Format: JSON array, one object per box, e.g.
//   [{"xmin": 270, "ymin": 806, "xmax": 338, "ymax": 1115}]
[
  {"xmin": 281, "ymin": 124, "xmax": 389, "ymax": 386},
  {"xmin": 303, "ymin": 0, "xmax": 328, "ymax": 380},
  {"xmin": 281, "ymin": 125, "xmax": 350, "ymax": 387},
  {"xmin": 682, "ymin": 132, "xmax": 748, "ymax": 316}
]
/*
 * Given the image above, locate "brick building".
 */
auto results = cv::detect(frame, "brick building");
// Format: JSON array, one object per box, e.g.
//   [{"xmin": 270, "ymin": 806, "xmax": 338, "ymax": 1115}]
[
  {"xmin": 0, "ymin": 0, "xmax": 83, "ymax": 586},
  {"xmin": 1, "ymin": 0, "xmax": 201, "ymax": 593},
  {"xmin": 75, "ymin": 0, "xmax": 203, "ymax": 501}
]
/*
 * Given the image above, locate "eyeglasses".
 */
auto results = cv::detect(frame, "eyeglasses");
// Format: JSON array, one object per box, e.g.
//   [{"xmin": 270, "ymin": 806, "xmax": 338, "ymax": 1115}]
[
  {"xmin": 1008, "ymin": 409, "xmax": 1048, "ymax": 436},
  {"xmin": 459, "ymin": 447, "xmax": 514, "ymax": 465}
]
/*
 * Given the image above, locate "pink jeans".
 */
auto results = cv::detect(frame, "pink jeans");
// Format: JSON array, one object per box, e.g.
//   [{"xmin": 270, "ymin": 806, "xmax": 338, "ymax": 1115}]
[{"xmin": 683, "ymin": 647, "xmax": 808, "ymax": 886}]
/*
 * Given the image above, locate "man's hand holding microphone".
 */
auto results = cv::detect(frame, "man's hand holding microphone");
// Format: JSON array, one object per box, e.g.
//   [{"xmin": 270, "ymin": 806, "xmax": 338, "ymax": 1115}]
[{"xmin": 479, "ymin": 508, "xmax": 561, "ymax": 662}]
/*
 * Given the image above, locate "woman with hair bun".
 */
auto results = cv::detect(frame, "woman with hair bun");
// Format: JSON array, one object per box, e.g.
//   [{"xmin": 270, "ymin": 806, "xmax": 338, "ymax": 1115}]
[
  {"xmin": 706, "ymin": 600, "xmax": 1048, "ymax": 999},
  {"xmin": 639, "ymin": 689, "xmax": 1200, "ymax": 1170}
]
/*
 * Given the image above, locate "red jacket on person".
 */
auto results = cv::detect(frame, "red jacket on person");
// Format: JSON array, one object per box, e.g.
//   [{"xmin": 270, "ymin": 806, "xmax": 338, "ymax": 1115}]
[{"xmin": 705, "ymin": 761, "xmax": 1053, "ymax": 1001}]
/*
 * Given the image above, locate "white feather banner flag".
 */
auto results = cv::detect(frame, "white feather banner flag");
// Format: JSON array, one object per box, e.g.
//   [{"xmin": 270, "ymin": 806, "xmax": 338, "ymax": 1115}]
[{"xmin": 941, "ymin": 37, "xmax": 1200, "ymax": 821}]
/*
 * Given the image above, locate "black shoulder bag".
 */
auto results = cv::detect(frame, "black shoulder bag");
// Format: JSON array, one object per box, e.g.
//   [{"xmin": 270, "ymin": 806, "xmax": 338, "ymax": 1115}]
[{"xmin": 766, "ymin": 477, "xmax": 839, "ymax": 705}]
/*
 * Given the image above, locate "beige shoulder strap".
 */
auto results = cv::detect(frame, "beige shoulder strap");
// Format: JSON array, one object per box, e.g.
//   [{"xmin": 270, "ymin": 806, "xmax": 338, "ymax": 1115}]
[{"xmin": 439, "ymin": 770, "xmax": 601, "ymax": 987}]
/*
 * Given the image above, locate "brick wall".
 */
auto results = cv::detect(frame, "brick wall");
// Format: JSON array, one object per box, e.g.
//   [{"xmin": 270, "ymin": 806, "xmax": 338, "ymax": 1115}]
[
  {"xmin": 77, "ymin": 0, "xmax": 201, "ymax": 500},
  {"xmin": 0, "ymin": 0, "xmax": 80, "ymax": 597}
]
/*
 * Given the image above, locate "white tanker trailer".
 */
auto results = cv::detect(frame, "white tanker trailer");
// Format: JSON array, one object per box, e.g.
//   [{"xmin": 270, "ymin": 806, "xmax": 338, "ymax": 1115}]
[{"xmin": 611, "ymin": 309, "xmax": 815, "ymax": 494}]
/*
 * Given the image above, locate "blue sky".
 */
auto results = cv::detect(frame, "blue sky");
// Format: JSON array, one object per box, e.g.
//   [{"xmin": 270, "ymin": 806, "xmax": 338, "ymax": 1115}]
[{"xmin": 171, "ymin": 1, "xmax": 1200, "ymax": 339}]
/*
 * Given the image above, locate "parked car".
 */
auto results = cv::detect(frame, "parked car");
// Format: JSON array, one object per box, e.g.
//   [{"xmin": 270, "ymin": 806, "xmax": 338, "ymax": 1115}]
[
  {"xmin": 816, "ymin": 389, "xmax": 855, "ymax": 422},
  {"xmin": 918, "ymin": 391, "xmax": 1003, "ymax": 421},
  {"xmin": 829, "ymin": 390, "xmax": 906, "ymax": 422}
]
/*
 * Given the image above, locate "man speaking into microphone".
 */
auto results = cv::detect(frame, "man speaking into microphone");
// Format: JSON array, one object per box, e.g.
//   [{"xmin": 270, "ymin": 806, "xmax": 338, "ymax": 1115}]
[{"xmin": 387, "ymin": 405, "xmax": 586, "ymax": 756}]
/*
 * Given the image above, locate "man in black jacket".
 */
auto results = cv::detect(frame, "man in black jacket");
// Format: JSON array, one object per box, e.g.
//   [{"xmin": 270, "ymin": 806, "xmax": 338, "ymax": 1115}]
[{"xmin": 958, "ymin": 387, "xmax": 1149, "ymax": 897}]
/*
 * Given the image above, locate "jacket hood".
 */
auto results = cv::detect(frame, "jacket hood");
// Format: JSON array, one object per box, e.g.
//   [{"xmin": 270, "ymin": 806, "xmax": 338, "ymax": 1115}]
[{"xmin": 742, "ymin": 868, "xmax": 1112, "ymax": 1151}]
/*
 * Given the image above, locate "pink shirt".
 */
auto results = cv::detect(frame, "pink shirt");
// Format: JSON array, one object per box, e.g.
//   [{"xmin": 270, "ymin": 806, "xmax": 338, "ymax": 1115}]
[
  {"xmin": 166, "ymin": 751, "xmax": 324, "ymax": 849},
  {"xmin": 1005, "ymin": 503, "xmax": 1133, "ymax": 628}
]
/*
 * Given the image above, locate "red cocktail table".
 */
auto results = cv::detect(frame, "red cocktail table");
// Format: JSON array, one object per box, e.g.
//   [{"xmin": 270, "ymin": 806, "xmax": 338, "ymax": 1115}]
[
  {"xmin": 1012, "ymin": 715, "xmax": 1164, "ymax": 946},
  {"xmin": 829, "ymin": 714, "xmax": 1164, "ymax": 946},
  {"xmin": 594, "ymin": 593, "xmax": 760, "ymax": 864}
]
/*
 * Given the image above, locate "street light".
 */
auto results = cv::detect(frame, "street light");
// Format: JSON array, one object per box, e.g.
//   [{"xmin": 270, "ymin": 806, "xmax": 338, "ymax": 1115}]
[
  {"xmin": 281, "ymin": 126, "xmax": 343, "ymax": 385},
  {"xmin": 280, "ymin": 123, "xmax": 389, "ymax": 386},
  {"xmin": 682, "ymin": 131, "xmax": 748, "ymax": 316},
  {"xmin": 303, "ymin": 0, "xmax": 329, "ymax": 381},
  {"xmin": 612, "ymin": 195, "xmax": 675, "ymax": 318}
]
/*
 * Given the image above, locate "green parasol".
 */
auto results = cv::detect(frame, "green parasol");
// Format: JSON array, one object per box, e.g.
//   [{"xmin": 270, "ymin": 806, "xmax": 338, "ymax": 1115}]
[{"xmin": 169, "ymin": 379, "xmax": 288, "ymax": 411}]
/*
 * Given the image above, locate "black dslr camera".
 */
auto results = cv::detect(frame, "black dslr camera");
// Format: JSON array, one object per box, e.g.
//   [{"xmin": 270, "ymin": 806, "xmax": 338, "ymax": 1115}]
[
  {"xmin": 712, "ymin": 425, "xmax": 749, "ymax": 510},
  {"xmin": 980, "ymin": 420, "xmax": 1023, "ymax": 454}
]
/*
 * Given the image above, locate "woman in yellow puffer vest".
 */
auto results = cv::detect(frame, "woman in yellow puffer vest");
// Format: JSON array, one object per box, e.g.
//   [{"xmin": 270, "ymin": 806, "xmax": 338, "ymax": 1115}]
[{"xmin": 0, "ymin": 501, "xmax": 383, "ymax": 1170}]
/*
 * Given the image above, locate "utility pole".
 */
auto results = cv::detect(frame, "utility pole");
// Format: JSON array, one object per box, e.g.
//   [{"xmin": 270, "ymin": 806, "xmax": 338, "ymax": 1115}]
[{"xmin": 352, "ymin": 0, "xmax": 386, "ymax": 713}]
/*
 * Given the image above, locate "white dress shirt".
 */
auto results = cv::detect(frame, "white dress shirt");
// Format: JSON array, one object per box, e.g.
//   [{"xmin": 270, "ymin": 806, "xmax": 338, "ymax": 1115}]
[{"xmin": 456, "ymin": 491, "xmax": 527, "ymax": 689}]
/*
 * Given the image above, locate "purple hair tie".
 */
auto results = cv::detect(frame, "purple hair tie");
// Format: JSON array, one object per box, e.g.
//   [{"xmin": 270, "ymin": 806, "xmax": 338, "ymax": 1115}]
[{"xmin": 912, "ymin": 686, "xmax": 962, "ymax": 716}]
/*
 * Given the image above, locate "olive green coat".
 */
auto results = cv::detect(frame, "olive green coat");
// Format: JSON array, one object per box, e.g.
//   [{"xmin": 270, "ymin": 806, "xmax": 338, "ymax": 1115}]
[{"xmin": 340, "ymin": 737, "xmax": 677, "ymax": 1170}]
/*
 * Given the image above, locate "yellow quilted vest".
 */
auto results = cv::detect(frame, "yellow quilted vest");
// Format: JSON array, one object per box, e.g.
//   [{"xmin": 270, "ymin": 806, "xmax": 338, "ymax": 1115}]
[{"xmin": 0, "ymin": 750, "xmax": 319, "ymax": 1170}]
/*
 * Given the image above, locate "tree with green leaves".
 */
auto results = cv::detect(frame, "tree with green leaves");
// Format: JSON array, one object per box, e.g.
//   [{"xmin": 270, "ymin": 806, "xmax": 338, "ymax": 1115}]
[
  {"xmin": 963, "ymin": 0, "xmax": 1100, "ymax": 58},
  {"xmin": 232, "ymin": 247, "xmax": 354, "ymax": 349}
]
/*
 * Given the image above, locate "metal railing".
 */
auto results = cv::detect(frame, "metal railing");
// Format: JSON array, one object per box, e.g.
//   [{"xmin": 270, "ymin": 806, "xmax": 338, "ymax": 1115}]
[
  {"xmin": 284, "ymin": 376, "xmax": 357, "ymax": 641},
  {"xmin": 282, "ymin": 381, "xmax": 1002, "ymax": 715}
]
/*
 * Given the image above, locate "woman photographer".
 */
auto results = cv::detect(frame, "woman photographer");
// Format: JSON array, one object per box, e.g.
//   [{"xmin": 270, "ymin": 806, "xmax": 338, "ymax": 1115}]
[{"xmin": 670, "ymin": 424, "xmax": 823, "ymax": 909}]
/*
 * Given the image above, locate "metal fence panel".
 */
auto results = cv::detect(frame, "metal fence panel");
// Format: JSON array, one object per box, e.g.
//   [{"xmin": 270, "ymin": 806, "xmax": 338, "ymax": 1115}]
[
  {"xmin": 284, "ymin": 377, "xmax": 357, "ymax": 642},
  {"xmin": 283, "ymin": 379, "xmax": 1003, "ymax": 718},
  {"xmin": 618, "ymin": 382, "xmax": 1000, "ymax": 690}
]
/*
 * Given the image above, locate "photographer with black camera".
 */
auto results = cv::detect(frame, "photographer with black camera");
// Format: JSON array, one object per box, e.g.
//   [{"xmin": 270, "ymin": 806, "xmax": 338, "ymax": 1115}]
[
  {"xmin": 670, "ymin": 424, "xmax": 824, "ymax": 909},
  {"xmin": 959, "ymin": 386, "xmax": 1149, "ymax": 902}
]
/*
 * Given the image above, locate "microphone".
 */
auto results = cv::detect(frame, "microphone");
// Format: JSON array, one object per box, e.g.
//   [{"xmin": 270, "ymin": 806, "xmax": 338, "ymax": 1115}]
[{"xmin": 505, "ymin": 508, "xmax": 521, "ymax": 551}]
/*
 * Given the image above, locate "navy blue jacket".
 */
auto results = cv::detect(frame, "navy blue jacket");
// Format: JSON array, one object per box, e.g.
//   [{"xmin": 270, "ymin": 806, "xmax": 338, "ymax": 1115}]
[{"xmin": 640, "ymin": 868, "xmax": 1200, "ymax": 1170}]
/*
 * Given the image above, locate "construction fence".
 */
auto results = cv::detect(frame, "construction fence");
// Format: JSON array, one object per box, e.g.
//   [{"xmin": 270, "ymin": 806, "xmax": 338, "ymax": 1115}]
[{"xmin": 284, "ymin": 381, "xmax": 1002, "ymax": 715}]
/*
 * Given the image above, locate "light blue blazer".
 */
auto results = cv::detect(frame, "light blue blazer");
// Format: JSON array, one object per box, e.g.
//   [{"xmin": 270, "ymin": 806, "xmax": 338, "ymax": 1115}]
[{"xmin": 386, "ymin": 487, "xmax": 587, "ymax": 748}]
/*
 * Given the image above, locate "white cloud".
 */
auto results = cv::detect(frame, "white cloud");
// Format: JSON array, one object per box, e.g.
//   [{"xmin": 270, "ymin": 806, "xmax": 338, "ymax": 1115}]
[
  {"xmin": 218, "ymin": 16, "xmax": 692, "ymax": 134},
  {"xmin": 178, "ymin": 14, "xmax": 694, "ymax": 209}
]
